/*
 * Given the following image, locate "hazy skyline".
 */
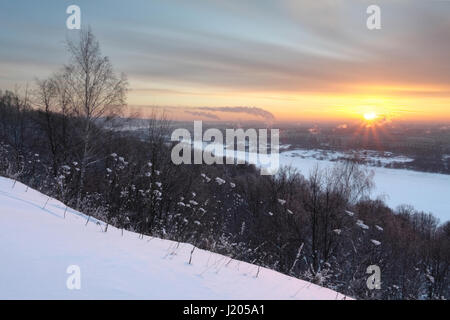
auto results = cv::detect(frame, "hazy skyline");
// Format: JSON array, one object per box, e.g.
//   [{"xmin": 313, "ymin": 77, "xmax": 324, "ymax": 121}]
[{"xmin": 1, "ymin": 0, "xmax": 450, "ymax": 122}]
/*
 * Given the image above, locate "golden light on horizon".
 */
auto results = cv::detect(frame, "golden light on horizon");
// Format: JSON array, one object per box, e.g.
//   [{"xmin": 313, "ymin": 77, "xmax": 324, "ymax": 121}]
[
  {"xmin": 128, "ymin": 85, "xmax": 450, "ymax": 122},
  {"xmin": 363, "ymin": 112, "xmax": 378, "ymax": 121}
]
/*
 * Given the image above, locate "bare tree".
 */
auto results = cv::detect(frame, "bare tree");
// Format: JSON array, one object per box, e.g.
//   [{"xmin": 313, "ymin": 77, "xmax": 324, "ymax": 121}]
[
  {"xmin": 62, "ymin": 28, "xmax": 128, "ymax": 207},
  {"xmin": 0, "ymin": 88, "xmax": 32, "ymax": 166},
  {"xmin": 34, "ymin": 72, "xmax": 74, "ymax": 175}
]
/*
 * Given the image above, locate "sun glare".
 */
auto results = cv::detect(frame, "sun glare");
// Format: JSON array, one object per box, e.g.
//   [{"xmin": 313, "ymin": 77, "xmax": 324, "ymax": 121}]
[{"xmin": 363, "ymin": 112, "xmax": 377, "ymax": 121}]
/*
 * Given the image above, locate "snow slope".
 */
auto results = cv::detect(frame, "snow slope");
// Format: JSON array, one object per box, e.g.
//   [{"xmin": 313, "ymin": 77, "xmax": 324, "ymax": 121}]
[{"xmin": 0, "ymin": 177, "xmax": 349, "ymax": 300}]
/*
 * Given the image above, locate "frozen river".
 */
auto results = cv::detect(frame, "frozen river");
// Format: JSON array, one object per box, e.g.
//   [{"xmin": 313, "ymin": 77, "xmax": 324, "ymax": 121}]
[
  {"xmin": 187, "ymin": 140, "xmax": 450, "ymax": 222},
  {"xmin": 279, "ymin": 150, "xmax": 450, "ymax": 222}
]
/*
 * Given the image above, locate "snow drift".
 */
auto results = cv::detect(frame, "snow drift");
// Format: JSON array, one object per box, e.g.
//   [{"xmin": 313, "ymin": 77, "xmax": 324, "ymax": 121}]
[{"xmin": 0, "ymin": 176, "xmax": 350, "ymax": 300}]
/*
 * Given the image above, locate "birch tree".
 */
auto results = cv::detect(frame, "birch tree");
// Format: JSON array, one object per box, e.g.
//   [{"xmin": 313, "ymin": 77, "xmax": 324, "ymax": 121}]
[{"xmin": 63, "ymin": 28, "xmax": 128, "ymax": 207}]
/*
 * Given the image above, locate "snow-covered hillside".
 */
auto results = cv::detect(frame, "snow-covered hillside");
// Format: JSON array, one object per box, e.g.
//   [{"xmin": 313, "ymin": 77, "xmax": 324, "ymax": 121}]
[{"xmin": 0, "ymin": 177, "xmax": 349, "ymax": 300}]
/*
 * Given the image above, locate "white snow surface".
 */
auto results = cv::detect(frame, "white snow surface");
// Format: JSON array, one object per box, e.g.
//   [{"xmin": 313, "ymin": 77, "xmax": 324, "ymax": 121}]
[{"xmin": 0, "ymin": 176, "xmax": 349, "ymax": 300}]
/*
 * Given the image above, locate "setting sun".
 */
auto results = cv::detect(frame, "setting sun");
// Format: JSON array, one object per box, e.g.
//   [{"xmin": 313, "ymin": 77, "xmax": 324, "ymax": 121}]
[{"xmin": 363, "ymin": 112, "xmax": 377, "ymax": 121}]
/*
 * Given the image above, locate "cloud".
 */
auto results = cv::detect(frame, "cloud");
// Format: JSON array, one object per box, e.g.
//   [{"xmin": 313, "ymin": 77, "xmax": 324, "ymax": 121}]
[
  {"xmin": 125, "ymin": 105, "xmax": 275, "ymax": 122},
  {"xmin": 184, "ymin": 110, "xmax": 220, "ymax": 120},
  {"xmin": 1, "ymin": 0, "xmax": 450, "ymax": 113},
  {"xmin": 195, "ymin": 106, "xmax": 275, "ymax": 121},
  {"xmin": 113, "ymin": 1, "xmax": 450, "ymax": 95}
]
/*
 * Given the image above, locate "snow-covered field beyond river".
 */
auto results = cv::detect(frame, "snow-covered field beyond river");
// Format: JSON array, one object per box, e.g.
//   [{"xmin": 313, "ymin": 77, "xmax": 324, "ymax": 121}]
[{"xmin": 0, "ymin": 176, "xmax": 349, "ymax": 300}]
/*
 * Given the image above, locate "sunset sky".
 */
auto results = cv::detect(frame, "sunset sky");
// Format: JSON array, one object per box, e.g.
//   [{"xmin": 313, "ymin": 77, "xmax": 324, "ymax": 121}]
[{"xmin": 1, "ymin": 0, "xmax": 450, "ymax": 122}]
